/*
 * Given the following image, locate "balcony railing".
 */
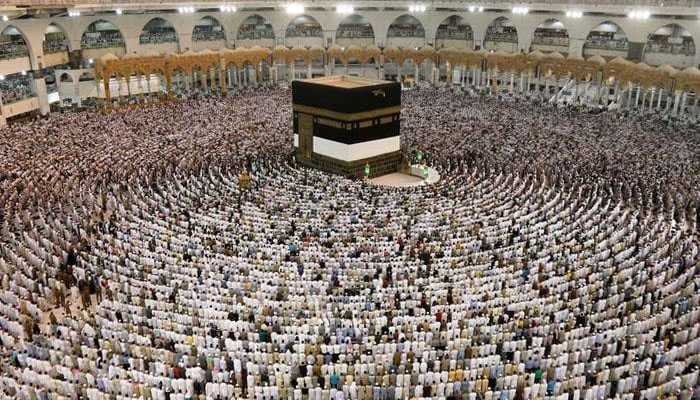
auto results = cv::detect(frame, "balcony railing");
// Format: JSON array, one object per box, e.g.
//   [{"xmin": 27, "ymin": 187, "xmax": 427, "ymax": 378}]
[
  {"xmin": 43, "ymin": 41, "xmax": 68, "ymax": 54},
  {"xmin": 0, "ymin": 44, "xmax": 29, "ymax": 60},
  {"xmin": 1, "ymin": 89, "xmax": 36, "ymax": 105},
  {"xmin": 81, "ymin": 39, "xmax": 125, "ymax": 49}
]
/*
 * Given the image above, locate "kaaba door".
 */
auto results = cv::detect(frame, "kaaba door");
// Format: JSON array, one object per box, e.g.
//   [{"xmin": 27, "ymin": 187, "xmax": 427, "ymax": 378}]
[{"xmin": 298, "ymin": 113, "xmax": 313, "ymax": 159}]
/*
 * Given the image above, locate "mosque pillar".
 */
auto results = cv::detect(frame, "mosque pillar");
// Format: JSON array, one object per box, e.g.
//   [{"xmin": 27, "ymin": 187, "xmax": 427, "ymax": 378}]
[
  {"xmin": 75, "ymin": 78, "xmax": 82, "ymax": 107},
  {"xmin": 125, "ymin": 77, "xmax": 132, "ymax": 105},
  {"xmin": 227, "ymin": 68, "xmax": 232, "ymax": 88},
  {"xmin": 0, "ymin": 95, "xmax": 6, "ymax": 127},
  {"xmin": 117, "ymin": 79, "xmax": 125, "ymax": 106},
  {"xmin": 648, "ymin": 89, "xmax": 654, "ymax": 111},
  {"xmin": 220, "ymin": 69, "xmax": 226, "ymax": 92},
  {"xmin": 164, "ymin": 72, "xmax": 172, "ymax": 98},
  {"xmin": 414, "ymin": 64, "xmax": 420, "ymax": 85},
  {"xmin": 672, "ymin": 91, "xmax": 681, "ymax": 114},
  {"xmin": 680, "ymin": 91, "xmax": 688, "ymax": 114},
  {"xmin": 307, "ymin": 63, "xmax": 312, "ymax": 79},
  {"xmin": 634, "ymin": 85, "xmax": 641, "ymax": 108},
  {"xmin": 290, "ymin": 64, "xmax": 295, "ymax": 81},
  {"xmin": 526, "ymin": 72, "xmax": 532, "ymax": 92},
  {"xmin": 148, "ymin": 73, "xmax": 155, "ymax": 102},
  {"xmin": 209, "ymin": 68, "xmax": 216, "ymax": 91},
  {"xmin": 518, "ymin": 73, "xmax": 524, "ymax": 92},
  {"xmin": 200, "ymin": 70, "xmax": 207, "ymax": 92},
  {"xmin": 657, "ymin": 88, "xmax": 663, "ymax": 110},
  {"xmin": 626, "ymin": 85, "xmax": 633, "ymax": 109},
  {"xmin": 509, "ymin": 72, "xmax": 514, "ymax": 91},
  {"xmin": 29, "ymin": 74, "xmax": 50, "ymax": 116},
  {"xmin": 137, "ymin": 74, "xmax": 144, "ymax": 103},
  {"xmin": 397, "ymin": 63, "xmax": 402, "ymax": 86}
]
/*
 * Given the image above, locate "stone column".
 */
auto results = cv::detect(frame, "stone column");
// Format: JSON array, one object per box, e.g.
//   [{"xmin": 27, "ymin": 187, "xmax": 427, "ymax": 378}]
[
  {"xmin": 30, "ymin": 74, "xmax": 50, "ymax": 116},
  {"xmin": 626, "ymin": 85, "xmax": 633, "ymax": 109},
  {"xmin": 680, "ymin": 91, "xmax": 688, "ymax": 115},
  {"xmin": 672, "ymin": 91, "xmax": 681, "ymax": 114},
  {"xmin": 117, "ymin": 79, "xmax": 124, "ymax": 106},
  {"xmin": 137, "ymin": 74, "xmax": 144, "ymax": 103},
  {"xmin": 634, "ymin": 85, "xmax": 641, "ymax": 108},
  {"xmin": 518, "ymin": 73, "xmax": 524, "ymax": 92},
  {"xmin": 657, "ymin": 88, "xmax": 663, "ymax": 110},
  {"xmin": 219, "ymin": 69, "xmax": 226, "ymax": 92},
  {"xmin": 0, "ymin": 96, "xmax": 6, "ymax": 127},
  {"xmin": 200, "ymin": 70, "xmax": 207, "ymax": 92},
  {"xmin": 125, "ymin": 77, "xmax": 131, "ymax": 105},
  {"xmin": 307, "ymin": 63, "xmax": 312, "ymax": 79},
  {"xmin": 414, "ymin": 64, "xmax": 419, "ymax": 85},
  {"xmin": 648, "ymin": 89, "xmax": 654, "ymax": 111}
]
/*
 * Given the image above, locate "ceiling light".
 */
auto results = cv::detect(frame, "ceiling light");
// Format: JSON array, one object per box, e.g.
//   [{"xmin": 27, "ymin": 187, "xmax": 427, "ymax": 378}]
[
  {"xmin": 468, "ymin": 6, "xmax": 475, "ymax": 12},
  {"xmin": 337, "ymin": 4, "xmax": 354, "ymax": 14},
  {"xmin": 628, "ymin": 10, "xmax": 650, "ymax": 19},
  {"xmin": 409, "ymin": 4, "xmax": 426, "ymax": 12},
  {"xmin": 115, "ymin": 8, "xmax": 122, "ymax": 15},
  {"xmin": 88, "ymin": 58, "xmax": 94, "ymax": 64},
  {"xmin": 2, "ymin": 15, "xmax": 8, "ymax": 21},
  {"xmin": 478, "ymin": 6, "xmax": 483, "ymax": 12},
  {"xmin": 68, "ymin": 10, "xmax": 80, "ymax": 17},
  {"xmin": 220, "ymin": 5, "xmax": 236, "ymax": 12},
  {"xmin": 286, "ymin": 3, "xmax": 305, "ymax": 14},
  {"xmin": 0, "ymin": 75, "xmax": 4, "ymax": 81},
  {"xmin": 512, "ymin": 6, "xmax": 529, "ymax": 14},
  {"xmin": 566, "ymin": 10, "xmax": 583, "ymax": 18}
]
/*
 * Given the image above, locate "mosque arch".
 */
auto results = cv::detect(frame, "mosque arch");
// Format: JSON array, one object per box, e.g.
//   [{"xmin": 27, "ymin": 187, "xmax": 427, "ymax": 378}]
[
  {"xmin": 80, "ymin": 20, "xmax": 125, "ymax": 50},
  {"xmin": 583, "ymin": 21, "xmax": 628, "ymax": 59},
  {"xmin": 435, "ymin": 15, "xmax": 473, "ymax": 50},
  {"xmin": 484, "ymin": 17, "xmax": 518, "ymax": 52},
  {"xmin": 336, "ymin": 14, "xmax": 375, "ymax": 46}
]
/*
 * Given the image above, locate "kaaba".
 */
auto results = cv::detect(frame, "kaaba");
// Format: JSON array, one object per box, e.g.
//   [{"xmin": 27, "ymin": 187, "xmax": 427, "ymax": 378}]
[{"xmin": 292, "ymin": 75, "xmax": 402, "ymax": 179}]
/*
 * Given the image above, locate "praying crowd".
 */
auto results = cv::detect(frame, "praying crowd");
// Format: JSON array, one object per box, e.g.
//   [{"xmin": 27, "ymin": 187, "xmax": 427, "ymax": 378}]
[{"xmin": 0, "ymin": 85, "xmax": 699, "ymax": 400}]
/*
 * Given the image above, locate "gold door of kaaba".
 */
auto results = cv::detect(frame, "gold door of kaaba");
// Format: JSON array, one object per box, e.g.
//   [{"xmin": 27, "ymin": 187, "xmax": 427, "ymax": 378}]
[{"xmin": 298, "ymin": 113, "xmax": 313, "ymax": 160}]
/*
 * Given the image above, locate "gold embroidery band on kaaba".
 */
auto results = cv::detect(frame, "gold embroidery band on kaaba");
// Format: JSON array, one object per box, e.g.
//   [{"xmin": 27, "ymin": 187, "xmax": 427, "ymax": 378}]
[
  {"xmin": 293, "ymin": 104, "xmax": 400, "ymax": 121},
  {"xmin": 316, "ymin": 117, "xmax": 344, "ymax": 129}
]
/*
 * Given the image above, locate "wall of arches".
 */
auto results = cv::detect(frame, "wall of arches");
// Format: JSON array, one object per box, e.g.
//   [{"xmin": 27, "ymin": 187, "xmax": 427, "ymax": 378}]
[{"xmin": 0, "ymin": 10, "xmax": 698, "ymax": 74}]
